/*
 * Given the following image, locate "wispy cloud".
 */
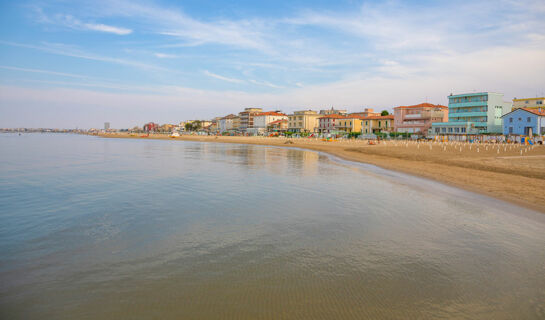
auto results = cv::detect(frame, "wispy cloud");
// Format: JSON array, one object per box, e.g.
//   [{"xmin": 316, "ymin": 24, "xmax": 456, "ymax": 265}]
[
  {"xmin": 248, "ymin": 79, "xmax": 283, "ymax": 89},
  {"xmin": 0, "ymin": 65, "xmax": 91, "ymax": 79},
  {"xmin": 83, "ymin": 23, "xmax": 132, "ymax": 35},
  {"xmin": 39, "ymin": 10, "xmax": 133, "ymax": 35},
  {"xmin": 0, "ymin": 41, "xmax": 164, "ymax": 71},
  {"xmin": 153, "ymin": 52, "xmax": 178, "ymax": 59},
  {"xmin": 203, "ymin": 71, "xmax": 244, "ymax": 84}
]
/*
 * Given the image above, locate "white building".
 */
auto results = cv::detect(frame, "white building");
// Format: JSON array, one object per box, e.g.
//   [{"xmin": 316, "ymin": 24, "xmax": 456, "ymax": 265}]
[
  {"xmin": 249, "ymin": 112, "xmax": 288, "ymax": 134},
  {"xmin": 219, "ymin": 114, "xmax": 237, "ymax": 133}
]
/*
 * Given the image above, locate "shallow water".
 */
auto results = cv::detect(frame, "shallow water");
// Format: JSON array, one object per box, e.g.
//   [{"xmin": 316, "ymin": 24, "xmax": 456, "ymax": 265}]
[{"xmin": 1, "ymin": 133, "xmax": 544, "ymax": 319}]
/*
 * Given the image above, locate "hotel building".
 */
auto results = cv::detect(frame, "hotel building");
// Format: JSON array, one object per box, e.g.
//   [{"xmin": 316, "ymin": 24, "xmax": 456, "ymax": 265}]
[
  {"xmin": 393, "ymin": 103, "xmax": 448, "ymax": 134},
  {"xmin": 288, "ymin": 110, "xmax": 322, "ymax": 133},
  {"xmin": 430, "ymin": 92, "xmax": 511, "ymax": 135},
  {"xmin": 238, "ymin": 107, "xmax": 263, "ymax": 132}
]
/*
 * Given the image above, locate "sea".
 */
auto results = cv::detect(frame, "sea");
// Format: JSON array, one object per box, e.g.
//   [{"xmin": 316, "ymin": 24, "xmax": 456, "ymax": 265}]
[{"xmin": 1, "ymin": 133, "xmax": 544, "ymax": 319}]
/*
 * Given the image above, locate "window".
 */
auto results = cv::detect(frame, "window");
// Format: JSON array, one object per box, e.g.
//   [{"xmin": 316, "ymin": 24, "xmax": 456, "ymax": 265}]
[
  {"xmin": 525, "ymin": 101, "xmax": 529, "ymax": 104},
  {"xmin": 527, "ymin": 117, "xmax": 531, "ymax": 122},
  {"xmin": 509, "ymin": 117, "xmax": 513, "ymax": 123},
  {"xmin": 537, "ymin": 100, "xmax": 543, "ymax": 105},
  {"xmin": 509, "ymin": 127, "xmax": 513, "ymax": 134},
  {"xmin": 435, "ymin": 128, "xmax": 440, "ymax": 133},
  {"xmin": 461, "ymin": 127, "xmax": 466, "ymax": 133},
  {"xmin": 441, "ymin": 128, "xmax": 446, "ymax": 133},
  {"xmin": 378, "ymin": 121, "xmax": 381, "ymax": 127},
  {"xmin": 455, "ymin": 127, "xmax": 460, "ymax": 133},
  {"xmin": 448, "ymin": 127, "xmax": 453, "ymax": 133},
  {"xmin": 518, "ymin": 118, "xmax": 522, "ymax": 121}
]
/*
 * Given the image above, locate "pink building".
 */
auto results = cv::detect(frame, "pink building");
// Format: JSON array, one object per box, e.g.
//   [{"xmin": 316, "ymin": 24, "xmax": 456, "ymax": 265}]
[
  {"xmin": 318, "ymin": 114, "xmax": 347, "ymax": 133},
  {"xmin": 393, "ymin": 103, "xmax": 448, "ymax": 134}
]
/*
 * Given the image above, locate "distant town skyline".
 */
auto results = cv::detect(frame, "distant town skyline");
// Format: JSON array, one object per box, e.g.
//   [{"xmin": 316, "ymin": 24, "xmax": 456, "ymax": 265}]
[{"xmin": 1, "ymin": 0, "xmax": 544, "ymax": 128}]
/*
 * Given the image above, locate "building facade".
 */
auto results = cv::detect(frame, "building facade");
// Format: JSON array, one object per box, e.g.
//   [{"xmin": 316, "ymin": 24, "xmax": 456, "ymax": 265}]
[
  {"xmin": 349, "ymin": 108, "xmax": 380, "ymax": 118},
  {"xmin": 335, "ymin": 115, "xmax": 363, "ymax": 133},
  {"xmin": 143, "ymin": 122, "xmax": 159, "ymax": 132},
  {"xmin": 431, "ymin": 92, "xmax": 511, "ymax": 135},
  {"xmin": 219, "ymin": 114, "xmax": 237, "ymax": 133},
  {"xmin": 393, "ymin": 103, "xmax": 448, "ymax": 134},
  {"xmin": 361, "ymin": 115, "xmax": 394, "ymax": 134},
  {"xmin": 318, "ymin": 114, "xmax": 347, "ymax": 133},
  {"xmin": 238, "ymin": 107, "xmax": 263, "ymax": 132},
  {"xmin": 249, "ymin": 112, "xmax": 288, "ymax": 134},
  {"xmin": 320, "ymin": 107, "xmax": 347, "ymax": 115},
  {"xmin": 512, "ymin": 97, "xmax": 545, "ymax": 111},
  {"xmin": 267, "ymin": 119, "xmax": 288, "ymax": 133},
  {"xmin": 288, "ymin": 110, "xmax": 321, "ymax": 133},
  {"xmin": 502, "ymin": 108, "xmax": 545, "ymax": 136}
]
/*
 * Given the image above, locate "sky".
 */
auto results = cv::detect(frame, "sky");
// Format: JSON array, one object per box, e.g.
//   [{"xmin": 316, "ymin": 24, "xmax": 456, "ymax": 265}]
[{"xmin": 0, "ymin": 0, "xmax": 544, "ymax": 128}]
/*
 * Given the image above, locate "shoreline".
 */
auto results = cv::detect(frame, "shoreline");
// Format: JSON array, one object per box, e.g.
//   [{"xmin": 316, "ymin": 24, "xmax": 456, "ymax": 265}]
[{"xmin": 97, "ymin": 133, "xmax": 545, "ymax": 213}]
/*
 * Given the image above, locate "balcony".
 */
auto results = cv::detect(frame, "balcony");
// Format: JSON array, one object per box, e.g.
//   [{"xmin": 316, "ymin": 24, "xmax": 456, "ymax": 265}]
[
  {"xmin": 448, "ymin": 111, "xmax": 487, "ymax": 118},
  {"xmin": 404, "ymin": 113, "xmax": 423, "ymax": 119},
  {"xmin": 449, "ymin": 101, "xmax": 487, "ymax": 108}
]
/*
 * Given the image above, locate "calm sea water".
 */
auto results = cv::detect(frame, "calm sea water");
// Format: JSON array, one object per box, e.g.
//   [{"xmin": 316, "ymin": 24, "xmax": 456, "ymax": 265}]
[{"xmin": 1, "ymin": 133, "xmax": 544, "ymax": 319}]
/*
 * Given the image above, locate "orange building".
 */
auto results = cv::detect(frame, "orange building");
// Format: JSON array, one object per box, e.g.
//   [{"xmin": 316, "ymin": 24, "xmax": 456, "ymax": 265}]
[{"xmin": 393, "ymin": 103, "xmax": 448, "ymax": 134}]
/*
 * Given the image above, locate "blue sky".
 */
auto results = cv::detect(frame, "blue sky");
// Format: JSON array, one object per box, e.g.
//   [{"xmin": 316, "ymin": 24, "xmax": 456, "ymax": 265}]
[{"xmin": 0, "ymin": 0, "xmax": 544, "ymax": 128}]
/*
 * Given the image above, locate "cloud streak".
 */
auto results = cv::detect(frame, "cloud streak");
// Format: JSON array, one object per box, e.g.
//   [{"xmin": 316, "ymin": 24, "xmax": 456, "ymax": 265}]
[{"xmin": 204, "ymin": 71, "xmax": 244, "ymax": 84}]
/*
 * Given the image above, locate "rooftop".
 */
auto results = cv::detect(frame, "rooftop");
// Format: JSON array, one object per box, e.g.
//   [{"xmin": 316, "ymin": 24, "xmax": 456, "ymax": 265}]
[
  {"xmin": 255, "ymin": 112, "xmax": 287, "ymax": 116},
  {"xmin": 502, "ymin": 107, "xmax": 545, "ymax": 118},
  {"xmin": 394, "ymin": 103, "xmax": 448, "ymax": 109}
]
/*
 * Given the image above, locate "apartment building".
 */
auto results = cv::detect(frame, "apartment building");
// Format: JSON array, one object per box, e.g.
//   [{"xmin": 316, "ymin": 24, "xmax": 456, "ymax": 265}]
[
  {"xmin": 361, "ymin": 115, "xmax": 394, "ymax": 134},
  {"xmin": 249, "ymin": 111, "xmax": 288, "ymax": 134},
  {"xmin": 393, "ymin": 103, "xmax": 448, "ymax": 134},
  {"xmin": 219, "ymin": 114, "xmax": 237, "ymax": 133},
  {"xmin": 288, "ymin": 110, "xmax": 322, "ymax": 133},
  {"xmin": 431, "ymin": 92, "xmax": 511, "ymax": 135},
  {"xmin": 335, "ymin": 115, "xmax": 363, "ymax": 133},
  {"xmin": 238, "ymin": 107, "xmax": 263, "ymax": 132}
]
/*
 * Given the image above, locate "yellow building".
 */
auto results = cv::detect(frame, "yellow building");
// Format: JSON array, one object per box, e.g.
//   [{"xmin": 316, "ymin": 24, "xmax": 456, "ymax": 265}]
[
  {"xmin": 288, "ymin": 110, "xmax": 322, "ymax": 133},
  {"xmin": 335, "ymin": 116, "xmax": 363, "ymax": 133},
  {"xmin": 512, "ymin": 97, "xmax": 544, "ymax": 111},
  {"xmin": 232, "ymin": 116, "xmax": 241, "ymax": 131},
  {"xmin": 361, "ymin": 115, "xmax": 394, "ymax": 134}
]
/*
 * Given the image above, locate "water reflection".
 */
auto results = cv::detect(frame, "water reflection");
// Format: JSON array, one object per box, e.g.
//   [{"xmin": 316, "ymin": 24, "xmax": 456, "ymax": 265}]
[{"xmin": 0, "ymin": 134, "xmax": 544, "ymax": 319}]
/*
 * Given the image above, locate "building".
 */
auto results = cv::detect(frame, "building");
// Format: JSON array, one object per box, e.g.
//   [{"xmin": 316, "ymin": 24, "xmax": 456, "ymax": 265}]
[
  {"xmin": 104, "ymin": 122, "xmax": 110, "ymax": 130},
  {"xmin": 430, "ymin": 92, "xmax": 512, "ymax": 135},
  {"xmin": 320, "ymin": 107, "xmax": 347, "ymax": 115},
  {"xmin": 335, "ymin": 115, "xmax": 363, "ymax": 133},
  {"xmin": 219, "ymin": 114, "xmax": 237, "ymax": 133},
  {"xmin": 232, "ymin": 116, "xmax": 241, "ymax": 132},
  {"xmin": 288, "ymin": 110, "xmax": 322, "ymax": 133},
  {"xmin": 238, "ymin": 107, "xmax": 263, "ymax": 132},
  {"xmin": 200, "ymin": 121, "xmax": 212, "ymax": 128},
  {"xmin": 143, "ymin": 122, "xmax": 159, "ymax": 132},
  {"xmin": 318, "ymin": 114, "xmax": 347, "ymax": 133},
  {"xmin": 394, "ymin": 103, "xmax": 448, "ymax": 134},
  {"xmin": 159, "ymin": 124, "xmax": 176, "ymax": 132},
  {"xmin": 502, "ymin": 108, "xmax": 545, "ymax": 136},
  {"xmin": 249, "ymin": 111, "xmax": 288, "ymax": 134},
  {"xmin": 349, "ymin": 108, "xmax": 381, "ymax": 118},
  {"xmin": 512, "ymin": 97, "xmax": 545, "ymax": 111},
  {"xmin": 361, "ymin": 115, "xmax": 394, "ymax": 134},
  {"xmin": 267, "ymin": 119, "xmax": 288, "ymax": 133}
]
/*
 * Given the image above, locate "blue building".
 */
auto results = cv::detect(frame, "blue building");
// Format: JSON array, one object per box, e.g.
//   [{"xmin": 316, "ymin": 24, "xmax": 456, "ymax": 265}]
[
  {"xmin": 430, "ymin": 92, "xmax": 511, "ymax": 135},
  {"xmin": 501, "ymin": 108, "xmax": 545, "ymax": 136}
]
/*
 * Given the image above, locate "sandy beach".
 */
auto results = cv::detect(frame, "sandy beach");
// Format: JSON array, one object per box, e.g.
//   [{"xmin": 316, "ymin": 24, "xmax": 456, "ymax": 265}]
[{"xmin": 98, "ymin": 133, "xmax": 545, "ymax": 213}]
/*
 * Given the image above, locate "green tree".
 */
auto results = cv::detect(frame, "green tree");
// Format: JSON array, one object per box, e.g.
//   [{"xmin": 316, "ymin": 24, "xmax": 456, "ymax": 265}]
[
  {"xmin": 381, "ymin": 110, "xmax": 389, "ymax": 116},
  {"xmin": 193, "ymin": 120, "xmax": 202, "ymax": 131}
]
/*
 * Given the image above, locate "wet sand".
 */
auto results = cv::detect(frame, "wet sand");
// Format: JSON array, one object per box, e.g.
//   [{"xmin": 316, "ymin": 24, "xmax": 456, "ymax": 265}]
[{"xmin": 98, "ymin": 133, "xmax": 545, "ymax": 213}]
